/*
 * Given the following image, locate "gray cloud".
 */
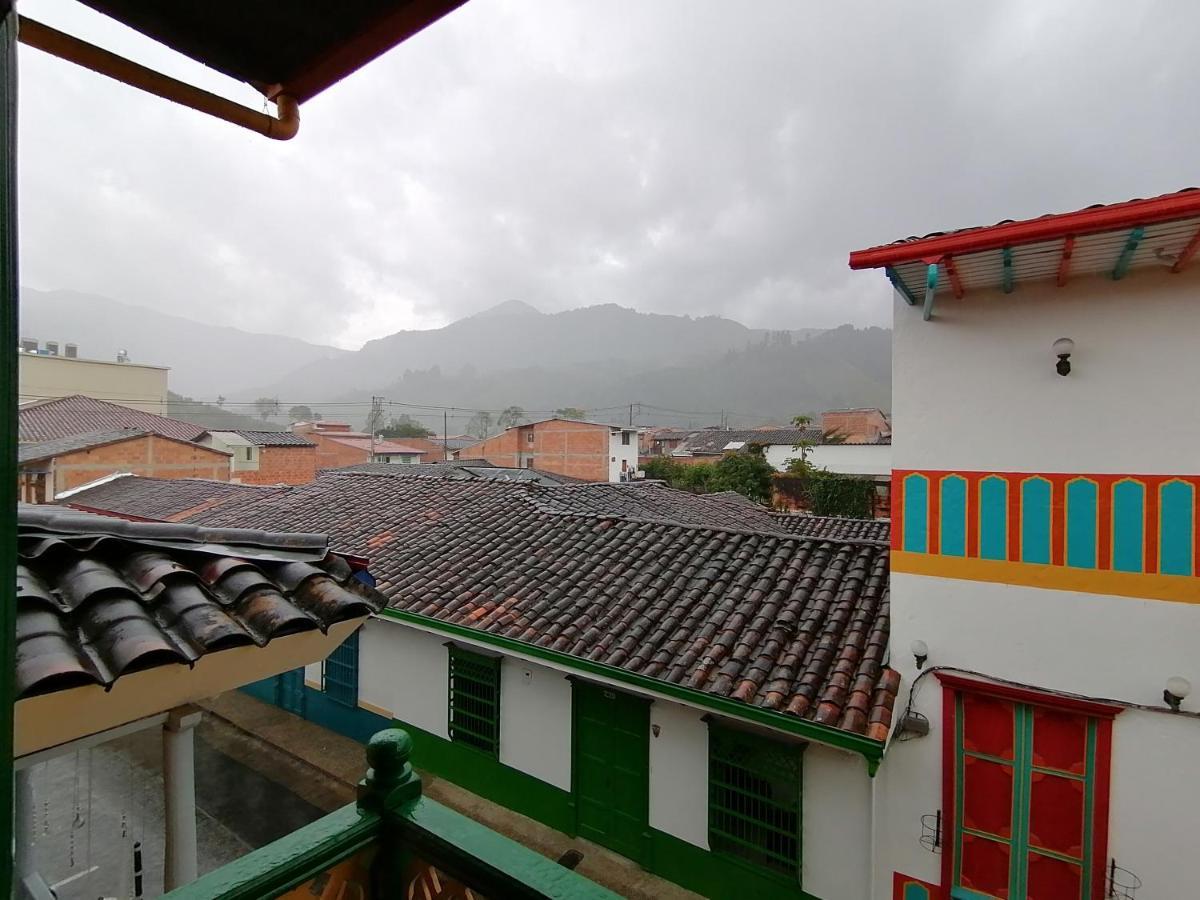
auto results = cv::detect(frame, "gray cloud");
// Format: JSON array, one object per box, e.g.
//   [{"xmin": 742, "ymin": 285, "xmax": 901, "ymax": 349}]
[{"xmin": 17, "ymin": 0, "xmax": 1200, "ymax": 348}]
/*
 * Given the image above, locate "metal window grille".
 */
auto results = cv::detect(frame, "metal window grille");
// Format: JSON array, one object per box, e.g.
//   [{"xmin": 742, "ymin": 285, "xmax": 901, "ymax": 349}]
[
  {"xmin": 321, "ymin": 629, "xmax": 359, "ymax": 707},
  {"xmin": 448, "ymin": 646, "xmax": 501, "ymax": 756},
  {"xmin": 708, "ymin": 726, "xmax": 802, "ymax": 878}
]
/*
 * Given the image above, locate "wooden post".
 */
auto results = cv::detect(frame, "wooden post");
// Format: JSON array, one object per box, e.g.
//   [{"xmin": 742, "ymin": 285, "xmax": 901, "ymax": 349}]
[{"xmin": 357, "ymin": 728, "xmax": 422, "ymax": 894}]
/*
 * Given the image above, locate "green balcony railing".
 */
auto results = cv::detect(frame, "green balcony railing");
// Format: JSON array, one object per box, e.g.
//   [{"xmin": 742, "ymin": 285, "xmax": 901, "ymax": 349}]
[{"xmin": 163, "ymin": 728, "xmax": 618, "ymax": 900}]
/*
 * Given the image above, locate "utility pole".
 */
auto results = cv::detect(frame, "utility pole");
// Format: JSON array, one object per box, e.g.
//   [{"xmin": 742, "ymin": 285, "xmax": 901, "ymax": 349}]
[
  {"xmin": 629, "ymin": 402, "xmax": 634, "ymax": 427},
  {"xmin": 443, "ymin": 410, "xmax": 449, "ymax": 461},
  {"xmin": 368, "ymin": 396, "xmax": 384, "ymax": 460}
]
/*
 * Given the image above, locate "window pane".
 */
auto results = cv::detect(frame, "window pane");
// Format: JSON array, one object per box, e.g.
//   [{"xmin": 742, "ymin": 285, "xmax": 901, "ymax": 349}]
[
  {"xmin": 1026, "ymin": 851, "xmax": 1083, "ymax": 900},
  {"xmin": 960, "ymin": 832, "xmax": 1011, "ymax": 898},
  {"xmin": 963, "ymin": 758, "xmax": 1014, "ymax": 839},
  {"xmin": 1028, "ymin": 772, "xmax": 1085, "ymax": 859},
  {"xmin": 962, "ymin": 693, "xmax": 1015, "ymax": 760},
  {"xmin": 1031, "ymin": 708, "xmax": 1087, "ymax": 774}
]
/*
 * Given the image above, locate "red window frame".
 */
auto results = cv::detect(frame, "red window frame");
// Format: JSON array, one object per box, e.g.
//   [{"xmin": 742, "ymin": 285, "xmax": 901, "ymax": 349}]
[{"xmin": 938, "ymin": 674, "xmax": 1119, "ymax": 900}]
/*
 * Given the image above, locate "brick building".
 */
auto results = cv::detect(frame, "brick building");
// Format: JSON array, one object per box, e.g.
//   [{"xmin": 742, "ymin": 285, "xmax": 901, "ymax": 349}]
[
  {"xmin": 820, "ymin": 407, "xmax": 890, "ymax": 443},
  {"xmin": 457, "ymin": 417, "xmax": 640, "ymax": 482},
  {"xmin": 18, "ymin": 428, "xmax": 229, "ymax": 502},
  {"xmin": 201, "ymin": 430, "xmax": 318, "ymax": 485},
  {"xmin": 291, "ymin": 421, "xmax": 424, "ymax": 470}
]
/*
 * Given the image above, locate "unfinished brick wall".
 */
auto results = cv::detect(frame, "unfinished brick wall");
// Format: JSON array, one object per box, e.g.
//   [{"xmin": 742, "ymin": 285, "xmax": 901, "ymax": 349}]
[
  {"xmin": 235, "ymin": 445, "xmax": 318, "ymax": 485},
  {"xmin": 44, "ymin": 434, "xmax": 230, "ymax": 495},
  {"xmin": 821, "ymin": 408, "xmax": 890, "ymax": 443},
  {"xmin": 307, "ymin": 432, "xmax": 372, "ymax": 471},
  {"xmin": 467, "ymin": 420, "xmax": 612, "ymax": 481}
]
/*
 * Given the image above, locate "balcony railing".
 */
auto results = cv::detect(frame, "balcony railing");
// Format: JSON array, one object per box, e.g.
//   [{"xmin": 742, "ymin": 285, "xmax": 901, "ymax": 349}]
[{"xmin": 163, "ymin": 728, "xmax": 617, "ymax": 900}]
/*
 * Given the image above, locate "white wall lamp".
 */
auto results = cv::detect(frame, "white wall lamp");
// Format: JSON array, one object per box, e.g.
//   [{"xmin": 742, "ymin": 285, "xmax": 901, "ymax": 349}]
[
  {"xmin": 1164, "ymin": 676, "xmax": 1191, "ymax": 712},
  {"xmin": 910, "ymin": 639, "xmax": 929, "ymax": 670},
  {"xmin": 1053, "ymin": 337, "xmax": 1075, "ymax": 376}
]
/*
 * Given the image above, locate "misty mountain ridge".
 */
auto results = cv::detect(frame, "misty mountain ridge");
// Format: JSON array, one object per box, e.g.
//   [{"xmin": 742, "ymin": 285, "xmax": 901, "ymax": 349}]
[
  {"xmin": 20, "ymin": 290, "xmax": 889, "ymax": 428},
  {"xmin": 19, "ymin": 288, "xmax": 347, "ymax": 399}
]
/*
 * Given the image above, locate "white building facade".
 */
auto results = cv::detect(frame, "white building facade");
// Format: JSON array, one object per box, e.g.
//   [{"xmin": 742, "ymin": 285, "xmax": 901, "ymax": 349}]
[
  {"xmin": 287, "ymin": 614, "xmax": 877, "ymax": 900},
  {"xmin": 852, "ymin": 190, "xmax": 1200, "ymax": 900}
]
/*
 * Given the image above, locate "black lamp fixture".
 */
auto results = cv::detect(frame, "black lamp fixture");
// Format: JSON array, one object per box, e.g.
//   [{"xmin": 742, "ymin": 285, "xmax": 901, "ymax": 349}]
[
  {"xmin": 1053, "ymin": 337, "xmax": 1074, "ymax": 376},
  {"xmin": 1164, "ymin": 676, "xmax": 1191, "ymax": 712},
  {"xmin": 910, "ymin": 639, "xmax": 929, "ymax": 670}
]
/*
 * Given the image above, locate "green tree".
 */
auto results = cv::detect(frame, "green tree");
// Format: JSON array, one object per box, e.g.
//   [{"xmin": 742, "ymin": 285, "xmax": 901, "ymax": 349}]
[
  {"xmin": 379, "ymin": 414, "xmax": 434, "ymax": 439},
  {"xmin": 467, "ymin": 411, "xmax": 493, "ymax": 439},
  {"xmin": 709, "ymin": 446, "xmax": 775, "ymax": 503},
  {"xmin": 254, "ymin": 396, "xmax": 280, "ymax": 421},
  {"xmin": 287, "ymin": 404, "xmax": 318, "ymax": 422},
  {"xmin": 497, "ymin": 405, "xmax": 526, "ymax": 430},
  {"xmin": 555, "ymin": 407, "xmax": 587, "ymax": 420}
]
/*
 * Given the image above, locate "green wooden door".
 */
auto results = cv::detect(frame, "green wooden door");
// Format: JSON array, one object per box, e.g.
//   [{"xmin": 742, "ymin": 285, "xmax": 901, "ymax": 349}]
[{"xmin": 574, "ymin": 682, "xmax": 650, "ymax": 864}]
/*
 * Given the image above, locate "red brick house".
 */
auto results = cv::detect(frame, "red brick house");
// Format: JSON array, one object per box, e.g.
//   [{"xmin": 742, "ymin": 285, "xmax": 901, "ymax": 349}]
[
  {"xmin": 456, "ymin": 417, "xmax": 640, "ymax": 482},
  {"xmin": 200, "ymin": 430, "xmax": 318, "ymax": 485},
  {"xmin": 292, "ymin": 421, "xmax": 424, "ymax": 470},
  {"xmin": 18, "ymin": 428, "xmax": 230, "ymax": 502},
  {"xmin": 820, "ymin": 407, "xmax": 890, "ymax": 443}
]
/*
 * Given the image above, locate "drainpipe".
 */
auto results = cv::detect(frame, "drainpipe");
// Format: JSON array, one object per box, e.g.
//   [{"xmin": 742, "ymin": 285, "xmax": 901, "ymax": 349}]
[{"xmin": 17, "ymin": 16, "xmax": 299, "ymax": 140}]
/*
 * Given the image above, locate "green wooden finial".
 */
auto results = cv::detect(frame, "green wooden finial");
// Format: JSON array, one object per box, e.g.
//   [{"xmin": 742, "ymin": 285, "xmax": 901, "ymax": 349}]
[{"xmin": 358, "ymin": 728, "xmax": 421, "ymax": 813}]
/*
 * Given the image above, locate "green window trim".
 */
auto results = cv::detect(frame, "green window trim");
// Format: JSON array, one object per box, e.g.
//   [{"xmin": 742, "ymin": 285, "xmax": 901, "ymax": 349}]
[
  {"xmin": 708, "ymin": 723, "xmax": 804, "ymax": 882},
  {"xmin": 322, "ymin": 628, "xmax": 360, "ymax": 707},
  {"xmin": 448, "ymin": 644, "xmax": 501, "ymax": 757}
]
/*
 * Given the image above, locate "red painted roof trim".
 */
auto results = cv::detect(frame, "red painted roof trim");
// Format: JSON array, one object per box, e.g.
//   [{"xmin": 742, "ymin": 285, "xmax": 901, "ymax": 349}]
[{"xmin": 849, "ymin": 189, "xmax": 1200, "ymax": 270}]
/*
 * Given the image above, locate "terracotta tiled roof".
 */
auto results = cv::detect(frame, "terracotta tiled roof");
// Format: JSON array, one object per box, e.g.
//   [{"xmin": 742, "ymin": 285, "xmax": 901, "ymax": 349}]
[
  {"xmin": 770, "ymin": 514, "xmax": 891, "ymax": 543},
  {"xmin": 534, "ymin": 482, "xmax": 780, "ymax": 531},
  {"xmin": 219, "ymin": 430, "xmax": 316, "ymax": 447},
  {"xmin": 325, "ymin": 436, "xmax": 425, "ymax": 454},
  {"xmin": 325, "ymin": 462, "xmax": 587, "ymax": 486},
  {"xmin": 19, "ymin": 395, "xmax": 206, "ymax": 443},
  {"xmin": 678, "ymin": 427, "xmax": 824, "ymax": 455},
  {"xmin": 65, "ymin": 475, "xmax": 286, "ymax": 522},
  {"xmin": 16, "ymin": 505, "xmax": 383, "ymax": 699},
  {"xmin": 65, "ymin": 471, "xmax": 897, "ymax": 739}
]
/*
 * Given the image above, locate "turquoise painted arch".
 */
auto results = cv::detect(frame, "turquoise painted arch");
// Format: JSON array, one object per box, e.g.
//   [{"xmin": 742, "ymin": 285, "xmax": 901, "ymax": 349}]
[
  {"xmin": 940, "ymin": 475, "xmax": 967, "ymax": 557},
  {"xmin": 1065, "ymin": 479, "xmax": 1098, "ymax": 569},
  {"xmin": 1159, "ymin": 480, "xmax": 1195, "ymax": 576},
  {"xmin": 1020, "ymin": 477, "xmax": 1052, "ymax": 565},
  {"xmin": 903, "ymin": 473, "xmax": 929, "ymax": 553},
  {"xmin": 979, "ymin": 476, "xmax": 1008, "ymax": 561},
  {"xmin": 1112, "ymin": 480, "xmax": 1146, "ymax": 573}
]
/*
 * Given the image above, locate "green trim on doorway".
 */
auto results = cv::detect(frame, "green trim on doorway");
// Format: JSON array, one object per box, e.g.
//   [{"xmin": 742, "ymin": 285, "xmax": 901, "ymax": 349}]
[
  {"xmin": 378, "ymin": 609, "xmax": 884, "ymax": 768},
  {"xmin": 391, "ymin": 716, "xmax": 576, "ymax": 835}
]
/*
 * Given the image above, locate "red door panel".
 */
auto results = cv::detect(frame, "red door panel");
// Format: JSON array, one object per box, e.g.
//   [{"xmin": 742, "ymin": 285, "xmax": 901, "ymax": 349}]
[
  {"xmin": 1027, "ymin": 850, "xmax": 1083, "ymax": 900},
  {"xmin": 960, "ymin": 833, "xmax": 1011, "ymax": 898}
]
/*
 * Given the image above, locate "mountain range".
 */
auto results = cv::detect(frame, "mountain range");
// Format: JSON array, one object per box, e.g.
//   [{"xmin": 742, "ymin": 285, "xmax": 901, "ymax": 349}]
[{"xmin": 19, "ymin": 289, "xmax": 890, "ymax": 430}]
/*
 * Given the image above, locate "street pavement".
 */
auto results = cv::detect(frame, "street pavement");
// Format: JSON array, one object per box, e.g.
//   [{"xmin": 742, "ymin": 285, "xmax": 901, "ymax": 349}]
[{"xmin": 23, "ymin": 718, "xmax": 325, "ymax": 899}]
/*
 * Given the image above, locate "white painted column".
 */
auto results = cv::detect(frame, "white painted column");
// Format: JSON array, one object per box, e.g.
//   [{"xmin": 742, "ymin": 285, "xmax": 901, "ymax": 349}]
[{"xmin": 163, "ymin": 705, "xmax": 203, "ymax": 890}]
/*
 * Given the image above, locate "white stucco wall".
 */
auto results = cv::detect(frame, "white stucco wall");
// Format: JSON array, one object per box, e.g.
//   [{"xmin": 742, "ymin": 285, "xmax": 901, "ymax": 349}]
[
  {"xmin": 369, "ymin": 618, "xmax": 450, "ymax": 738},
  {"xmin": 879, "ymin": 266, "xmax": 1200, "ymax": 898},
  {"xmin": 648, "ymin": 700, "xmax": 709, "ymax": 848},
  {"xmin": 609, "ymin": 429, "xmax": 640, "ymax": 481},
  {"xmin": 803, "ymin": 743, "xmax": 873, "ymax": 900},
  {"xmin": 894, "ymin": 267, "xmax": 1200, "ymax": 473},
  {"xmin": 499, "ymin": 658, "xmax": 572, "ymax": 791},
  {"xmin": 765, "ymin": 441, "xmax": 891, "ymax": 478}
]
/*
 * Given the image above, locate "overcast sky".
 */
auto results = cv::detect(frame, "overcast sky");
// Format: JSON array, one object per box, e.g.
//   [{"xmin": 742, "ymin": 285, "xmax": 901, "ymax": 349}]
[{"xmin": 16, "ymin": 1, "xmax": 1200, "ymax": 349}]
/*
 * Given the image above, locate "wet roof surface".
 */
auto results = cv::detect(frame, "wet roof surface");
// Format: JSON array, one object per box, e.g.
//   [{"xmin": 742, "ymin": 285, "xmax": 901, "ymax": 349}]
[{"xmin": 16, "ymin": 505, "xmax": 384, "ymax": 699}]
